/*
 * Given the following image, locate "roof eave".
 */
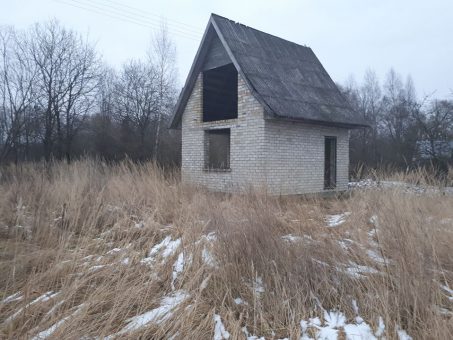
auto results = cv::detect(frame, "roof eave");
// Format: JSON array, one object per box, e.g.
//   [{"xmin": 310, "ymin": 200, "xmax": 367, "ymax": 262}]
[{"xmin": 264, "ymin": 115, "xmax": 370, "ymax": 129}]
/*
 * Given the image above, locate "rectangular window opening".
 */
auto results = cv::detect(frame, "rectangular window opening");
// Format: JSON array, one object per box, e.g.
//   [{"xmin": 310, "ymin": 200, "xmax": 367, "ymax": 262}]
[
  {"xmin": 203, "ymin": 63, "xmax": 238, "ymax": 122},
  {"xmin": 324, "ymin": 136, "xmax": 337, "ymax": 189},
  {"xmin": 205, "ymin": 129, "xmax": 231, "ymax": 170}
]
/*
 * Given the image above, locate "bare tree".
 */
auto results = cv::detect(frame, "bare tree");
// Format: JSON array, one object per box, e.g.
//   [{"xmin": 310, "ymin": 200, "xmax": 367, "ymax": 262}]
[
  {"xmin": 28, "ymin": 20, "xmax": 100, "ymax": 162},
  {"xmin": 413, "ymin": 99, "xmax": 453, "ymax": 159},
  {"xmin": 381, "ymin": 69, "xmax": 420, "ymax": 165},
  {"xmin": 0, "ymin": 27, "xmax": 37, "ymax": 163},
  {"xmin": 113, "ymin": 60, "xmax": 159, "ymax": 159},
  {"xmin": 148, "ymin": 24, "xmax": 178, "ymax": 160}
]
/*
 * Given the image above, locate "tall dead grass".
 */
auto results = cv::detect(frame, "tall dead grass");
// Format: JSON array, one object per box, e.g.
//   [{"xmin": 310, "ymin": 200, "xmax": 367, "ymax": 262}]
[{"xmin": 0, "ymin": 159, "xmax": 452, "ymax": 339}]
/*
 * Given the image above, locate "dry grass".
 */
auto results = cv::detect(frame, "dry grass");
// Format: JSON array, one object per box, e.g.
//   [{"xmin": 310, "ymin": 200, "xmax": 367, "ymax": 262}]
[{"xmin": 0, "ymin": 159, "xmax": 452, "ymax": 339}]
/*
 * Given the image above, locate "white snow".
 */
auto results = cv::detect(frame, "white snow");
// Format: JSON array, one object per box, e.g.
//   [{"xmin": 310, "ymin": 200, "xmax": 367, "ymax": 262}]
[
  {"xmin": 161, "ymin": 238, "xmax": 181, "ymax": 258},
  {"xmin": 117, "ymin": 290, "xmax": 189, "ymax": 335},
  {"xmin": 242, "ymin": 326, "xmax": 265, "ymax": 340},
  {"xmin": 299, "ymin": 309, "xmax": 388, "ymax": 340},
  {"xmin": 140, "ymin": 236, "xmax": 182, "ymax": 267},
  {"xmin": 202, "ymin": 232, "xmax": 217, "ymax": 242},
  {"xmin": 253, "ymin": 276, "xmax": 265, "ymax": 295},
  {"xmin": 375, "ymin": 317, "xmax": 385, "ymax": 337},
  {"xmin": 171, "ymin": 252, "xmax": 186, "ymax": 290},
  {"xmin": 344, "ymin": 322, "xmax": 376, "ymax": 339},
  {"xmin": 202, "ymin": 248, "xmax": 217, "ymax": 267},
  {"xmin": 440, "ymin": 284, "xmax": 453, "ymax": 301},
  {"xmin": 345, "ymin": 262, "xmax": 379, "ymax": 278},
  {"xmin": 31, "ymin": 303, "xmax": 85, "ymax": 340},
  {"xmin": 281, "ymin": 234, "xmax": 303, "ymax": 242},
  {"xmin": 148, "ymin": 236, "xmax": 173, "ymax": 258},
  {"xmin": 1, "ymin": 292, "xmax": 23, "ymax": 304},
  {"xmin": 134, "ymin": 222, "xmax": 144, "ymax": 229},
  {"xmin": 106, "ymin": 248, "xmax": 122, "ymax": 255},
  {"xmin": 31, "ymin": 318, "xmax": 68, "ymax": 339},
  {"xmin": 366, "ymin": 249, "xmax": 386, "ymax": 264},
  {"xmin": 325, "ymin": 212, "xmax": 351, "ymax": 227},
  {"xmin": 213, "ymin": 314, "xmax": 230, "ymax": 340},
  {"xmin": 234, "ymin": 297, "xmax": 247, "ymax": 305},
  {"xmin": 369, "ymin": 215, "xmax": 379, "ymax": 228},
  {"xmin": 5, "ymin": 291, "xmax": 59, "ymax": 323},
  {"xmin": 397, "ymin": 326, "xmax": 413, "ymax": 340}
]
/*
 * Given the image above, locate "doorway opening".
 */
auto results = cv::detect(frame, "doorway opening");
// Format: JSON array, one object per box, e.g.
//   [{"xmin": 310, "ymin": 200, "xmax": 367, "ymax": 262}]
[{"xmin": 324, "ymin": 136, "xmax": 337, "ymax": 189}]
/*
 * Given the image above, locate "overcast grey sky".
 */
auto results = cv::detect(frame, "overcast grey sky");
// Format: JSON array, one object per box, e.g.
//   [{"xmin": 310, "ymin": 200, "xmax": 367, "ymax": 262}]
[{"xmin": 1, "ymin": 0, "xmax": 452, "ymax": 99}]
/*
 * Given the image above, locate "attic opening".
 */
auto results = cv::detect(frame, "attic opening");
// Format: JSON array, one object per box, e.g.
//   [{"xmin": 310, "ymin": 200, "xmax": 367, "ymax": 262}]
[
  {"xmin": 204, "ymin": 129, "xmax": 231, "ymax": 170},
  {"xmin": 203, "ymin": 63, "xmax": 238, "ymax": 122}
]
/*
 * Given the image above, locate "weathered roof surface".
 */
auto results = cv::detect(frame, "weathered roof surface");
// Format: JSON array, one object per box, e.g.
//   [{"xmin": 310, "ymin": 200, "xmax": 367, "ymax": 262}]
[{"xmin": 170, "ymin": 14, "xmax": 368, "ymax": 128}]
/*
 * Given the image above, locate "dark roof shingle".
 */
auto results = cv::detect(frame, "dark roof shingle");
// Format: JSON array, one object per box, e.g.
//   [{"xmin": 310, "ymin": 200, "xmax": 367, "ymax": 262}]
[{"xmin": 170, "ymin": 14, "xmax": 368, "ymax": 128}]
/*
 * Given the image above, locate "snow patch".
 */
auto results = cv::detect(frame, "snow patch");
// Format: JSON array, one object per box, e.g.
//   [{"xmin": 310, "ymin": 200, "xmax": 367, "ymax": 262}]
[
  {"xmin": 299, "ymin": 309, "xmax": 388, "ymax": 340},
  {"xmin": 440, "ymin": 284, "xmax": 453, "ymax": 300},
  {"xmin": 397, "ymin": 326, "xmax": 413, "ymax": 340},
  {"xmin": 31, "ymin": 303, "xmax": 85, "ymax": 340},
  {"xmin": 140, "ymin": 236, "xmax": 181, "ymax": 267},
  {"xmin": 5, "ymin": 291, "xmax": 59, "ymax": 323},
  {"xmin": 115, "ymin": 290, "xmax": 189, "ymax": 335},
  {"xmin": 326, "ymin": 212, "xmax": 351, "ymax": 227},
  {"xmin": 171, "ymin": 252, "xmax": 187, "ymax": 290},
  {"xmin": 1, "ymin": 292, "xmax": 23, "ymax": 304},
  {"xmin": 234, "ymin": 297, "xmax": 247, "ymax": 305},
  {"xmin": 242, "ymin": 326, "xmax": 265, "ymax": 340},
  {"xmin": 202, "ymin": 248, "xmax": 217, "ymax": 267},
  {"xmin": 213, "ymin": 314, "xmax": 230, "ymax": 340},
  {"xmin": 281, "ymin": 234, "xmax": 303, "ymax": 242},
  {"xmin": 345, "ymin": 262, "xmax": 379, "ymax": 278}
]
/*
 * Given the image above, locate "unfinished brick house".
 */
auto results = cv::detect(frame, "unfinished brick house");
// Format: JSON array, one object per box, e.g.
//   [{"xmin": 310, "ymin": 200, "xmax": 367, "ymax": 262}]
[{"xmin": 170, "ymin": 14, "xmax": 367, "ymax": 195}]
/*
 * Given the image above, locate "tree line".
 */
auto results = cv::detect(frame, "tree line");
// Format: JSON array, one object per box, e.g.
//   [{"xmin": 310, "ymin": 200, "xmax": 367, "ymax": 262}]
[
  {"xmin": 0, "ymin": 20, "xmax": 180, "ymax": 166},
  {"xmin": 1, "ymin": 20, "xmax": 452, "ymax": 171},
  {"xmin": 340, "ymin": 69, "xmax": 453, "ymax": 173}
]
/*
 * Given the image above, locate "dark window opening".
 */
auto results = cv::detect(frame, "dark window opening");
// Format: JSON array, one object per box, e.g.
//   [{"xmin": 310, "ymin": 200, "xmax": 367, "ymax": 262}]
[
  {"xmin": 203, "ymin": 63, "xmax": 238, "ymax": 122},
  {"xmin": 205, "ymin": 129, "xmax": 230, "ymax": 170},
  {"xmin": 324, "ymin": 136, "xmax": 337, "ymax": 189}
]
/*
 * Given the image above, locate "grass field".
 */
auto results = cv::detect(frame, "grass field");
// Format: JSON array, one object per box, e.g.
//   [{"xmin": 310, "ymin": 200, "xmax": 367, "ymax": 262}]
[{"xmin": 0, "ymin": 160, "xmax": 452, "ymax": 339}]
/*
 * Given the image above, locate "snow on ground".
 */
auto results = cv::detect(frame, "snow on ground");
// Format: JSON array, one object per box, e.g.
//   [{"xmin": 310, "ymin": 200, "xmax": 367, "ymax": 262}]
[
  {"xmin": 349, "ymin": 180, "xmax": 453, "ymax": 196},
  {"xmin": 31, "ymin": 318, "xmax": 69, "ymax": 340},
  {"xmin": 5, "ymin": 291, "xmax": 59, "ymax": 323},
  {"xmin": 1, "ymin": 292, "xmax": 23, "ymax": 304},
  {"xmin": 172, "ymin": 252, "xmax": 191, "ymax": 290},
  {"xmin": 242, "ymin": 326, "xmax": 265, "ymax": 340},
  {"xmin": 213, "ymin": 314, "xmax": 230, "ymax": 340},
  {"xmin": 281, "ymin": 234, "xmax": 303, "ymax": 242},
  {"xmin": 202, "ymin": 248, "xmax": 217, "ymax": 267},
  {"xmin": 140, "ymin": 236, "xmax": 182, "ymax": 267},
  {"xmin": 112, "ymin": 290, "xmax": 189, "ymax": 336},
  {"xmin": 300, "ymin": 310, "xmax": 384, "ymax": 340},
  {"xmin": 253, "ymin": 277, "xmax": 265, "ymax": 295},
  {"xmin": 325, "ymin": 212, "xmax": 351, "ymax": 227},
  {"xmin": 396, "ymin": 326, "xmax": 413, "ymax": 340},
  {"xmin": 213, "ymin": 304, "xmax": 401, "ymax": 340},
  {"xmin": 440, "ymin": 284, "xmax": 453, "ymax": 301},
  {"xmin": 31, "ymin": 303, "xmax": 85, "ymax": 340},
  {"xmin": 234, "ymin": 297, "xmax": 247, "ymax": 305},
  {"xmin": 345, "ymin": 262, "xmax": 379, "ymax": 278},
  {"xmin": 32, "ymin": 301, "xmax": 85, "ymax": 340}
]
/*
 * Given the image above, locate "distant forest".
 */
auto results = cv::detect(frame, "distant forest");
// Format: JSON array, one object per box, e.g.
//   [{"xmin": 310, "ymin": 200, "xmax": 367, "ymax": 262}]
[{"xmin": 1, "ymin": 20, "xmax": 452, "ymax": 171}]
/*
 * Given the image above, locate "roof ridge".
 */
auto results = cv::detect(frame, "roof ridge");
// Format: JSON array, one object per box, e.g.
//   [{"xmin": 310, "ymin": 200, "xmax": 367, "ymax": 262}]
[{"xmin": 210, "ymin": 13, "xmax": 312, "ymax": 51}]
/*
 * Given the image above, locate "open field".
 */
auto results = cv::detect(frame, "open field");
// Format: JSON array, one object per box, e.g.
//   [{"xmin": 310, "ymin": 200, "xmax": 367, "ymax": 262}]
[{"xmin": 0, "ymin": 160, "xmax": 452, "ymax": 339}]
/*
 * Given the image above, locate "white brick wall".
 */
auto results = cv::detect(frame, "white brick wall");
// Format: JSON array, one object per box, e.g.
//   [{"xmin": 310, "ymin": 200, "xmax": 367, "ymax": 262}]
[{"xmin": 181, "ymin": 72, "xmax": 350, "ymax": 195}]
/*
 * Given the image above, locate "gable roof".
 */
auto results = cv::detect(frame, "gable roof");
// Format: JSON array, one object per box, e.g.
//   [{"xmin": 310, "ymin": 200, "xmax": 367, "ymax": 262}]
[{"xmin": 170, "ymin": 14, "xmax": 368, "ymax": 129}]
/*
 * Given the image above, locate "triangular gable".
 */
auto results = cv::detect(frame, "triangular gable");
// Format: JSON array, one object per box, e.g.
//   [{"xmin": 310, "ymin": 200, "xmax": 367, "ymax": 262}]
[
  {"xmin": 170, "ymin": 14, "xmax": 369, "ymax": 129},
  {"xmin": 169, "ymin": 15, "xmax": 273, "ymax": 129}
]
